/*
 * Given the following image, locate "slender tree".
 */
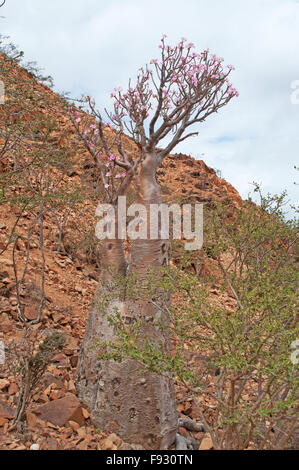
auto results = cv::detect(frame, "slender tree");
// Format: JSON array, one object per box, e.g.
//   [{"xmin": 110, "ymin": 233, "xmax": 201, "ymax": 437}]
[{"xmin": 72, "ymin": 36, "xmax": 238, "ymax": 449}]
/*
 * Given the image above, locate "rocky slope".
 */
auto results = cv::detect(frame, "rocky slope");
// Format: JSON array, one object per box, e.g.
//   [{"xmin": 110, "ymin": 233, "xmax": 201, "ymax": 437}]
[{"xmin": 0, "ymin": 52, "xmax": 243, "ymax": 450}]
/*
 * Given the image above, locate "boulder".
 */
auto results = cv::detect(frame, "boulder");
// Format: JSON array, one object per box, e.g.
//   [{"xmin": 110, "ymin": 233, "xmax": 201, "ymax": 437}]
[
  {"xmin": 34, "ymin": 393, "xmax": 84, "ymax": 427},
  {"xmin": 0, "ymin": 401, "xmax": 14, "ymax": 419}
]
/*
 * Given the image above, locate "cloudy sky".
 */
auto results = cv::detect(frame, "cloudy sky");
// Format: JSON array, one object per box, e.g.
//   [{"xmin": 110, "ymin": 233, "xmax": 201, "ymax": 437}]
[{"xmin": 1, "ymin": 0, "xmax": 298, "ymax": 214}]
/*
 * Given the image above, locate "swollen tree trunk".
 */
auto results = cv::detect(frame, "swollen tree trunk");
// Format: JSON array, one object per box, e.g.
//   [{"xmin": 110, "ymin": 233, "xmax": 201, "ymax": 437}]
[
  {"xmin": 131, "ymin": 152, "xmax": 169, "ymax": 272},
  {"xmin": 76, "ymin": 154, "xmax": 177, "ymax": 449},
  {"xmin": 128, "ymin": 152, "xmax": 178, "ymax": 448}
]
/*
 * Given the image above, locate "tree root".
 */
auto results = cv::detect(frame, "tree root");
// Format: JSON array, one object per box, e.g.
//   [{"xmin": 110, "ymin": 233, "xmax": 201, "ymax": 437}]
[
  {"xmin": 178, "ymin": 416, "xmax": 205, "ymax": 432},
  {"xmin": 175, "ymin": 433, "xmax": 189, "ymax": 450},
  {"xmin": 175, "ymin": 416, "xmax": 204, "ymax": 450},
  {"xmin": 175, "ymin": 433, "xmax": 199, "ymax": 450}
]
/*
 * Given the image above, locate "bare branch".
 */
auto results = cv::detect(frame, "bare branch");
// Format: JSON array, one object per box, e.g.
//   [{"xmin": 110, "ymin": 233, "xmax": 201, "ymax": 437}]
[{"xmin": 106, "ymin": 37, "xmax": 238, "ymax": 162}]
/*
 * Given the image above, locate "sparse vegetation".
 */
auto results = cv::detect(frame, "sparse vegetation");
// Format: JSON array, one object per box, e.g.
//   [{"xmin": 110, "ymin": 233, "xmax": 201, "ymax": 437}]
[
  {"xmin": 6, "ymin": 327, "xmax": 65, "ymax": 431},
  {"xmin": 96, "ymin": 188, "xmax": 298, "ymax": 449},
  {"xmin": 0, "ymin": 34, "xmax": 297, "ymax": 451}
]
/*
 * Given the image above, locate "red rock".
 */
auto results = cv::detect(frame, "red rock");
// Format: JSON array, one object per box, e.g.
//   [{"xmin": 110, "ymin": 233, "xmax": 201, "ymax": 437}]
[
  {"xmin": 51, "ymin": 353, "xmax": 66, "ymax": 363},
  {"xmin": 109, "ymin": 433, "xmax": 123, "ymax": 447},
  {"xmin": 0, "ymin": 401, "xmax": 14, "ymax": 419},
  {"xmin": 190, "ymin": 406, "xmax": 202, "ymax": 419},
  {"xmin": 34, "ymin": 394, "xmax": 85, "ymax": 427},
  {"xmin": 46, "ymin": 436, "xmax": 58, "ymax": 450},
  {"xmin": 8, "ymin": 383, "xmax": 18, "ymax": 395},
  {"xmin": 49, "ymin": 390, "xmax": 64, "ymax": 401},
  {"xmin": 100, "ymin": 437, "xmax": 115, "ymax": 450},
  {"xmin": 26, "ymin": 411, "xmax": 38, "ymax": 428},
  {"xmin": 70, "ymin": 355, "xmax": 78, "ymax": 367},
  {"xmin": 68, "ymin": 420, "xmax": 80, "ymax": 431},
  {"xmin": 76, "ymin": 439, "xmax": 88, "ymax": 450},
  {"xmin": 43, "ymin": 383, "xmax": 53, "ymax": 396},
  {"xmin": 81, "ymin": 407, "xmax": 89, "ymax": 419},
  {"xmin": 0, "ymin": 257, "xmax": 13, "ymax": 266},
  {"xmin": 68, "ymin": 380, "xmax": 76, "ymax": 393},
  {"xmin": 0, "ymin": 379, "xmax": 10, "ymax": 391},
  {"xmin": 0, "ymin": 417, "xmax": 8, "ymax": 426},
  {"xmin": 24, "ymin": 305, "xmax": 39, "ymax": 320},
  {"xmin": 199, "ymin": 435, "xmax": 213, "ymax": 450},
  {"xmin": 1, "ymin": 320, "xmax": 13, "ymax": 333},
  {"xmin": 63, "ymin": 345, "xmax": 76, "ymax": 355},
  {"xmin": 177, "ymin": 403, "xmax": 185, "ymax": 414},
  {"xmin": 41, "ymin": 372, "xmax": 64, "ymax": 389}
]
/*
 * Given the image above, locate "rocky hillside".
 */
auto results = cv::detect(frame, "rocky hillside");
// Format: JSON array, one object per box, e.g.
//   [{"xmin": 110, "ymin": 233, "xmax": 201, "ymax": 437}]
[{"xmin": 0, "ymin": 51, "xmax": 243, "ymax": 450}]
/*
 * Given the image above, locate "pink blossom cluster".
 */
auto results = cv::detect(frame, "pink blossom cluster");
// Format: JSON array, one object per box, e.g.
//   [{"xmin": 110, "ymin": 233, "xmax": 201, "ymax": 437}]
[
  {"xmin": 111, "ymin": 74, "xmax": 153, "ymax": 126},
  {"xmin": 69, "ymin": 107, "xmax": 127, "ymax": 191},
  {"xmin": 108, "ymin": 36, "xmax": 239, "ymax": 133},
  {"xmin": 103, "ymin": 153, "xmax": 127, "ymax": 188}
]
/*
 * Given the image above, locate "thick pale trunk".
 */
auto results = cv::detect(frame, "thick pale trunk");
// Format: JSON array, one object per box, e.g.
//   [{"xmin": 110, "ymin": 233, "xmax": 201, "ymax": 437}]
[
  {"xmin": 76, "ymin": 154, "xmax": 177, "ymax": 449},
  {"xmin": 100, "ymin": 237, "xmax": 127, "ymax": 280},
  {"xmin": 131, "ymin": 152, "xmax": 168, "ymax": 272},
  {"xmin": 126, "ymin": 152, "xmax": 177, "ymax": 447},
  {"xmin": 76, "ymin": 212, "xmax": 127, "ymax": 427}
]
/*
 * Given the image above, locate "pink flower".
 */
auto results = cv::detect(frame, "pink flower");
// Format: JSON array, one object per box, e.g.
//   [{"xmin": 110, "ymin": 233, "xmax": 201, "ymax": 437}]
[
  {"xmin": 109, "ymin": 155, "xmax": 116, "ymax": 161},
  {"xmin": 121, "ymin": 172, "xmax": 127, "ymax": 177},
  {"xmin": 104, "ymin": 184, "xmax": 109, "ymax": 189},
  {"xmin": 115, "ymin": 174, "xmax": 121, "ymax": 179}
]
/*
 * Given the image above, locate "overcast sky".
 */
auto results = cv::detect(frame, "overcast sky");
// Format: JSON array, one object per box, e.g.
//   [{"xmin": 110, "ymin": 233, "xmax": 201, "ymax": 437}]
[{"xmin": 1, "ymin": 0, "xmax": 298, "ymax": 214}]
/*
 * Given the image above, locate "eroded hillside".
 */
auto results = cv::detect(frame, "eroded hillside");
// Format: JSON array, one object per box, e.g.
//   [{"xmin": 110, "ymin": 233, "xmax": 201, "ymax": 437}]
[{"xmin": 0, "ymin": 50, "xmax": 243, "ymax": 450}]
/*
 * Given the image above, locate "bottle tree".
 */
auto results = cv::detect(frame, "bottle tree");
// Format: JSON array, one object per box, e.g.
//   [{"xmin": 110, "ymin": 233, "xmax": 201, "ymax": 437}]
[{"xmin": 70, "ymin": 36, "xmax": 238, "ymax": 449}]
